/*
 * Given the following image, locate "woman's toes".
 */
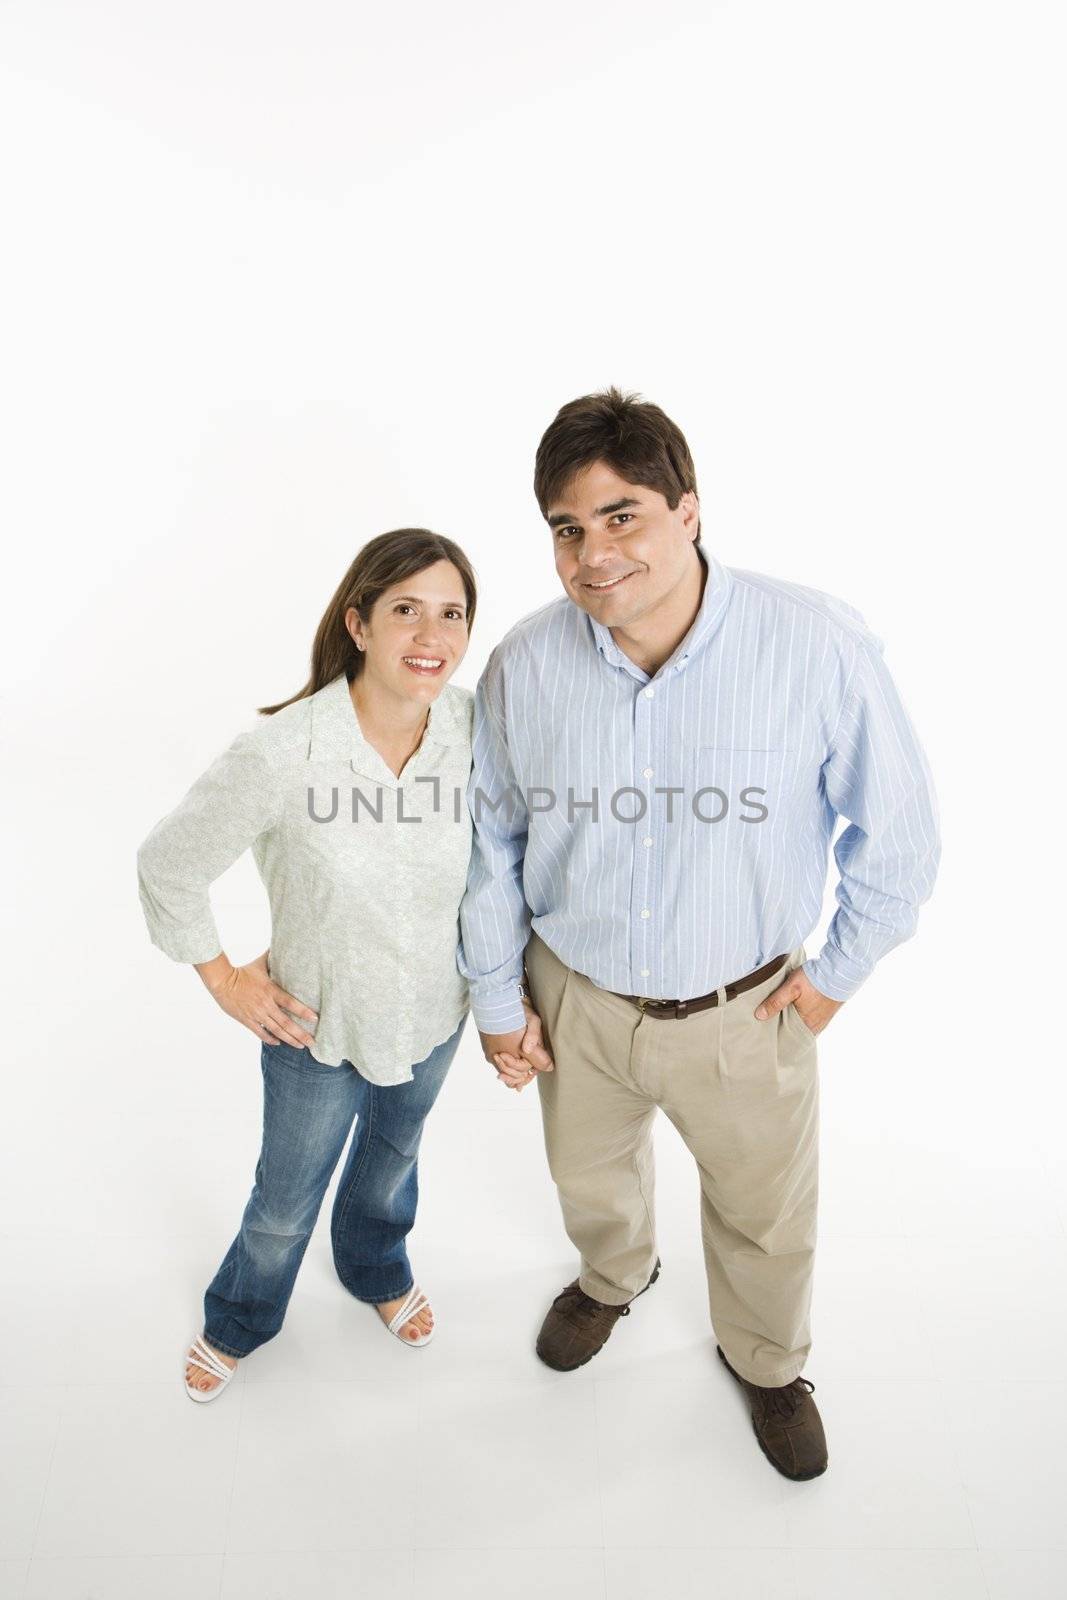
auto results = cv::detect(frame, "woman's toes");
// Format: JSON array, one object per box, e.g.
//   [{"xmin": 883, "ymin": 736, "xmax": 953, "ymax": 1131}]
[{"xmin": 186, "ymin": 1350, "xmax": 222, "ymax": 1390}]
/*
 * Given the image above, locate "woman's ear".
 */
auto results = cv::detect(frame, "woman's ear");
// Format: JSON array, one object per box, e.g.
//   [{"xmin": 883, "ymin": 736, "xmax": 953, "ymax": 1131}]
[{"xmin": 344, "ymin": 604, "xmax": 366, "ymax": 652}]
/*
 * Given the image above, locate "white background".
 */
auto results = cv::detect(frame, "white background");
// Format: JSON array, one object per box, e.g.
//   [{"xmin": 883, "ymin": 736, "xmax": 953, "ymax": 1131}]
[{"xmin": 1, "ymin": 4, "xmax": 1065, "ymax": 1598}]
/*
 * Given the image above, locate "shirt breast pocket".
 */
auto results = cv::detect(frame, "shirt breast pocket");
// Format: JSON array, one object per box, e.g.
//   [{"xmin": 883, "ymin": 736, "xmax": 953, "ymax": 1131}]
[{"xmin": 686, "ymin": 746, "xmax": 793, "ymax": 826}]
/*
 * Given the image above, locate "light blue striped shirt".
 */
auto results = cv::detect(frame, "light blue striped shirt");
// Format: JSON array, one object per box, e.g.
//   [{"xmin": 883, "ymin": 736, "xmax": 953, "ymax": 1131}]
[{"xmin": 457, "ymin": 549, "xmax": 940, "ymax": 1034}]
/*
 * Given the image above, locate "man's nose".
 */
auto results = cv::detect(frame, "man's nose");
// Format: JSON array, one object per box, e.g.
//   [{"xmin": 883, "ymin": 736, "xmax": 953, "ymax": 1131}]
[{"xmin": 579, "ymin": 528, "xmax": 621, "ymax": 568}]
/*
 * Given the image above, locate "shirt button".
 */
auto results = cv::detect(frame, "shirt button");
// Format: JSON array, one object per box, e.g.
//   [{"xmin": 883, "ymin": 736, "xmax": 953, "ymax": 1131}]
[
  {"xmin": 640, "ymin": 967, "xmax": 650, "ymax": 978},
  {"xmin": 640, "ymin": 908, "xmax": 651, "ymax": 919},
  {"xmin": 643, "ymin": 836, "xmax": 653, "ymax": 848},
  {"xmin": 643, "ymin": 687, "xmax": 655, "ymax": 699},
  {"xmin": 642, "ymin": 767, "xmax": 654, "ymax": 779}
]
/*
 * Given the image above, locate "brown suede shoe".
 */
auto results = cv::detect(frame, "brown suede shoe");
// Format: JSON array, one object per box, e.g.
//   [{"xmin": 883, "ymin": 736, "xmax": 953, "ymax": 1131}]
[
  {"xmin": 536, "ymin": 1259, "xmax": 662, "ymax": 1371},
  {"xmin": 716, "ymin": 1345, "xmax": 828, "ymax": 1480}
]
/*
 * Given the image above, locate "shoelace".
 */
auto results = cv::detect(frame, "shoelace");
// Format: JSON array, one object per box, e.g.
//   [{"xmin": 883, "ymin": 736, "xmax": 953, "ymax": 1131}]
[
  {"xmin": 762, "ymin": 1375, "xmax": 815, "ymax": 1419},
  {"xmin": 553, "ymin": 1285, "xmax": 626, "ymax": 1325}
]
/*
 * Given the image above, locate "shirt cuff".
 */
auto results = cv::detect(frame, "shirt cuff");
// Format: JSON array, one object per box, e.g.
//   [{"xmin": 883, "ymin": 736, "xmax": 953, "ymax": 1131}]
[
  {"xmin": 145, "ymin": 921, "xmax": 225, "ymax": 966},
  {"xmin": 470, "ymin": 984, "xmax": 528, "ymax": 1035},
  {"xmin": 802, "ymin": 948, "xmax": 872, "ymax": 1003}
]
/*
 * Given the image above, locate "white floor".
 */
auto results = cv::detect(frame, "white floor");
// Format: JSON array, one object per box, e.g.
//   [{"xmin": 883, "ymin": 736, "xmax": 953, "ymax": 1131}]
[{"xmin": 3, "ymin": 965, "xmax": 1066, "ymax": 1600}]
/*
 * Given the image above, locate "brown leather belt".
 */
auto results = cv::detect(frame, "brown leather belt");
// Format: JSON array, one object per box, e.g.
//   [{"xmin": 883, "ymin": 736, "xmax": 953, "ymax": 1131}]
[{"xmin": 610, "ymin": 953, "xmax": 789, "ymax": 1021}]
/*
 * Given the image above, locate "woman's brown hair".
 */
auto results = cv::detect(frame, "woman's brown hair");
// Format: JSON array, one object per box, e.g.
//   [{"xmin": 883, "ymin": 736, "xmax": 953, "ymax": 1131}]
[{"xmin": 258, "ymin": 528, "xmax": 477, "ymax": 716}]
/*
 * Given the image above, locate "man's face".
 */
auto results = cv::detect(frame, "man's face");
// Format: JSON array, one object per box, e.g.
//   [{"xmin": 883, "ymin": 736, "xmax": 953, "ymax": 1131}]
[{"xmin": 547, "ymin": 460, "xmax": 700, "ymax": 626}]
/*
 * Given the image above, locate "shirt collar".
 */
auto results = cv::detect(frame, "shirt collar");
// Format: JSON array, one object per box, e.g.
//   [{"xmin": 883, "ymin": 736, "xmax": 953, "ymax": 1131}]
[
  {"xmin": 585, "ymin": 547, "xmax": 733, "ymax": 677},
  {"xmin": 308, "ymin": 671, "xmax": 466, "ymax": 775}
]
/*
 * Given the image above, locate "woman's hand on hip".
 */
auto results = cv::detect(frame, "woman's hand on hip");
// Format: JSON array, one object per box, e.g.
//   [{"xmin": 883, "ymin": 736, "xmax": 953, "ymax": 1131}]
[{"xmin": 200, "ymin": 949, "xmax": 318, "ymax": 1047}]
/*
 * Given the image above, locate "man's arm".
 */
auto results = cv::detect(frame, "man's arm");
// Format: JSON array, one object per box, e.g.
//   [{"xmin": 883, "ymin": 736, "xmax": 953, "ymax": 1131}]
[
  {"xmin": 457, "ymin": 650, "xmax": 554, "ymax": 1086},
  {"xmin": 803, "ymin": 634, "xmax": 942, "ymax": 1002},
  {"xmin": 457, "ymin": 649, "xmax": 533, "ymax": 1032}
]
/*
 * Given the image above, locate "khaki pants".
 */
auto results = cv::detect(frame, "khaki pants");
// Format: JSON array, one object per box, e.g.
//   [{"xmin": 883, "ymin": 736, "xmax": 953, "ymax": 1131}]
[{"xmin": 524, "ymin": 930, "xmax": 819, "ymax": 1387}]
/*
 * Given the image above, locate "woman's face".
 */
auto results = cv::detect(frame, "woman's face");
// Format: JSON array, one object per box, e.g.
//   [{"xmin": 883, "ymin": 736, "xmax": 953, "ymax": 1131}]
[{"xmin": 346, "ymin": 559, "xmax": 470, "ymax": 705}]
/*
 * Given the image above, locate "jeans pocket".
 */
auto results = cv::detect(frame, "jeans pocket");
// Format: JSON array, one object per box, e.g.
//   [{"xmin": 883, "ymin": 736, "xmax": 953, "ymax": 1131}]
[{"xmin": 262, "ymin": 1038, "xmax": 337, "ymax": 1074}]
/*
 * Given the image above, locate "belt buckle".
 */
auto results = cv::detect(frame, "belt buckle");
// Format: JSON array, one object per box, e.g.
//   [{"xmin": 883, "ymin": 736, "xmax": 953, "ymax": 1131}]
[
  {"xmin": 637, "ymin": 995, "xmax": 667, "ymax": 1014},
  {"xmin": 637, "ymin": 995, "xmax": 683, "ymax": 1017}
]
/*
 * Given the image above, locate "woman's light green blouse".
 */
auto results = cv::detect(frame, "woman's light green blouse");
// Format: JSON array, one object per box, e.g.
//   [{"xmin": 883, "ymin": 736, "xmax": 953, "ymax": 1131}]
[{"xmin": 136, "ymin": 672, "xmax": 474, "ymax": 1081}]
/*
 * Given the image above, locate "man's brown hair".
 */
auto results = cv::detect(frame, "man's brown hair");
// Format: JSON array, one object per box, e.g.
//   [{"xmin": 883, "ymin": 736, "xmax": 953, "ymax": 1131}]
[{"xmin": 534, "ymin": 386, "xmax": 701, "ymax": 545}]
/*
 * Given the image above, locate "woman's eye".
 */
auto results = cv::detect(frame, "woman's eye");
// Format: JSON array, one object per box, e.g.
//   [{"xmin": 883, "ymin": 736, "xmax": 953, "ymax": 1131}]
[{"xmin": 396, "ymin": 604, "xmax": 464, "ymax": 620}]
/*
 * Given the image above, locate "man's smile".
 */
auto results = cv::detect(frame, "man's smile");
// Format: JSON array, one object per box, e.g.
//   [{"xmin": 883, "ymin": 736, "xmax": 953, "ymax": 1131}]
[{"xmin": 582, "ymin": 571, "xmax": 637, "ymax": 593}]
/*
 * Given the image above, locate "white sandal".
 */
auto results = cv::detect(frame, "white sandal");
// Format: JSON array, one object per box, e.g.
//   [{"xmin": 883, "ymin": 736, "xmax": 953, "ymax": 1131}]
[
  {"xmin": 380, "ymin": 1284, "xmax": 435, "ymax": 1347},
  {"xmin": 183, "ymin": 1333, "xmax": 239, "ymax": 1402}
]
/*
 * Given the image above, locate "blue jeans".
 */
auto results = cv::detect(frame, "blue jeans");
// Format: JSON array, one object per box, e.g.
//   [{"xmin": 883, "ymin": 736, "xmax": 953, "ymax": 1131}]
[{"xmin": 202, "ymin": 1017, "xmax": 465, "ymax": 1358}]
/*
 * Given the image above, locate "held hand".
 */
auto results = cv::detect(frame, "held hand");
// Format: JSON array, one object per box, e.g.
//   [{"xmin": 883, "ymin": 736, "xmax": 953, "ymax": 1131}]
[
  {"xmin": 479, "ymin": 1000, "xmax": 555, "ymax": 1091},
  {"xmin": 479, "ymin": 1026, "xmax": 528, "ymax": 1087},
  {"xmin": 205, "ymin": 950, "xmax": 318, "ymax": 1048},
  {"xmin": 493, "ymin": 1050, "xmax": 535, "ymax": 1091},
  {"xmin": 517, "ymin": 999, "xmax": 554, "ymax": 1073},
  {"xmin": 753, "ymin": 967, "xmax": 842, "ymax": 1037}
]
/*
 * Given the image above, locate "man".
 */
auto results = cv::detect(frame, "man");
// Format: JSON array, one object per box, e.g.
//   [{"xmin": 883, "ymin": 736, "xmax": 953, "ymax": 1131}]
[{"xmin": 457, "ymin": 388, "xmax": 939, "ymax": 1480}]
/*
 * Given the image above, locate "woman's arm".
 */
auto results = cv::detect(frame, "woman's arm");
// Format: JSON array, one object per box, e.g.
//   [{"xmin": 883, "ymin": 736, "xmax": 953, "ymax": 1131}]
[{"xmin": 136, "ymin": 728, "xmax": 317, "ymax": 1047}]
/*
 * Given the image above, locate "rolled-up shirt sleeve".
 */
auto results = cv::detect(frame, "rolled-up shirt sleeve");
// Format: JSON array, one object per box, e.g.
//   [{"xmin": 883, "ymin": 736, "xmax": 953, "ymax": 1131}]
[
  {"xmin": 803, "ymin": 637, "xmax": 941, "ymax": 1002},
  {"xmin": 456, "ymin": 651, "xmax": 532, "ymax": 1034},
  {"xmin": 136, "ymin": 728, "xmax": 280, "ymax": 965}
]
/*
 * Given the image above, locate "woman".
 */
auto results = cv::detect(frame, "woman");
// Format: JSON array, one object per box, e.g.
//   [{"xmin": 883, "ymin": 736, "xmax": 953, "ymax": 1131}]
[{"xmin": 137, "ymin": 529, "xmax": 479, "ymax": 1400}]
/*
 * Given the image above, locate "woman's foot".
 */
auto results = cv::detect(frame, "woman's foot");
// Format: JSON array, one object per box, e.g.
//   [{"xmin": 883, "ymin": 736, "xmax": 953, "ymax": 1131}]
[
  {"xmin": 375, "ymin": 1291, "xmax": 434, "ymax": 1342},
  {"xmin": 185, "ymin": 1336, "xmax": 239, "ymax": 1393}
]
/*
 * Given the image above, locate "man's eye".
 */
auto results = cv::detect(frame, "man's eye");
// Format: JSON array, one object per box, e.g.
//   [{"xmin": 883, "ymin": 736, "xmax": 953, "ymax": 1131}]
[
  {"xmin": 555, "ymin": 528, "xmax": 578, "ymax": 540},
  {"xmin": 612, "ymin": 514, "xmax": 633, "ymax": 525}
]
